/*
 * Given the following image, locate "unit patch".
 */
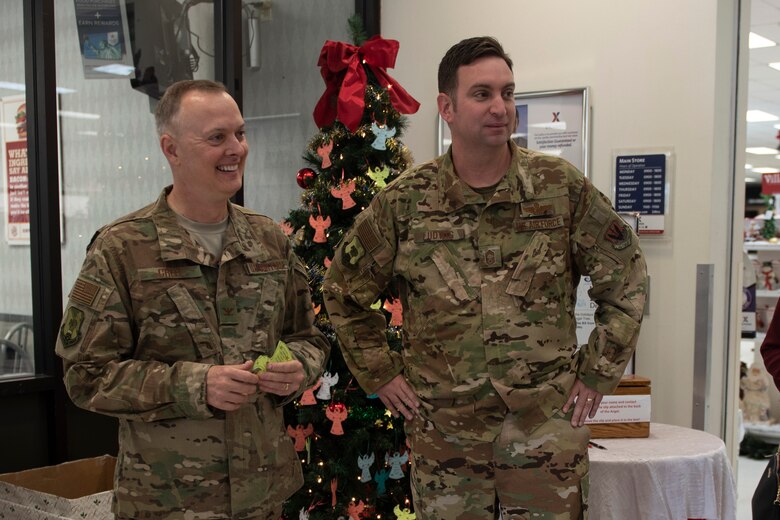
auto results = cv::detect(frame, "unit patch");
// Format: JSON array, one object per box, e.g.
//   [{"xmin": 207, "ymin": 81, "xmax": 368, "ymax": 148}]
[
  {"xmin": 60, "ymin": 306, "xmax": 85, "ymax": 348},
  {"xmin": 605, "ymin": 219, "xmax": 632, "ymax": 250},
  {"xmin": 344, "ymin": 235, "xmax": 365, "ymax": 267}
]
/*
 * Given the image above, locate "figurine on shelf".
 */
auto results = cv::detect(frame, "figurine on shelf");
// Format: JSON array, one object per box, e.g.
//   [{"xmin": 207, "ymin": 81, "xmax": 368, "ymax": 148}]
[
  {"xmin": 741, "ymin": 363, "xmax": 771, "ymax": 424},
  {"xmin": 760, "ymin": 261, "xmax": 779, "ymax": 291}
]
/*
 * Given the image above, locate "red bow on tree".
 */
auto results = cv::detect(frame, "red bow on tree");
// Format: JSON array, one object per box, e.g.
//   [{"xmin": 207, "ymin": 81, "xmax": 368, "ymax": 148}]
[{"xmin": 313, "ymin": 36, "xmax": 420, "ymax": 132}]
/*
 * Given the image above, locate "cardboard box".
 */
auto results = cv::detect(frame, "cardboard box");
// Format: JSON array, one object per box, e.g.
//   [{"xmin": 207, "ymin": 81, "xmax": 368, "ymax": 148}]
[
  {"xmin": 0, "ymin": 455, "xmax": 115, "ymax": 519},
  {"xmin": 586, "ymin": 375, "xmax": 651, "ymax": 438}
]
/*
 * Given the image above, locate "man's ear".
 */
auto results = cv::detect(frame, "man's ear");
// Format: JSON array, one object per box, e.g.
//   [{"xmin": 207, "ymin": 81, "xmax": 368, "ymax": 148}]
[
  {"xmin": 437, "ymin": 93, "xmax": 454, "ymax": 123},
  {"xmin": 159, "ymin": 133, "xmax": 179, "ymax": 165}
]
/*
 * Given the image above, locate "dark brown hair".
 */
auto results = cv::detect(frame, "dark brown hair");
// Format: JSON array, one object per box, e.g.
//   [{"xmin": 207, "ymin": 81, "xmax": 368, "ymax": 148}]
[{"xmin": 437, "ymin": 36, "xmax": 513, "ymax": 98}]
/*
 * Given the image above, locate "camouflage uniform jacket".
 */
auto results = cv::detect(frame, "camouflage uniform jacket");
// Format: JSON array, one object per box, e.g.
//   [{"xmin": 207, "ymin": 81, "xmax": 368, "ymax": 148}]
[
  {"xmin": 324, "ymin": 144, "xmax": 647, "ymax": 442},
  {"xmin": 56, "ymin": 187, "xmax": 330, "ymax": 519}
]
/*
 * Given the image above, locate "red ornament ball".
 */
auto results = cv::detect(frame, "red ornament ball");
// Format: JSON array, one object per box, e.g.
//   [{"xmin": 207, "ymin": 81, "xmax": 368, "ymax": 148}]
[{"xmin": 296, "ymin": 168, "xmax": 317, "ymax": 189}]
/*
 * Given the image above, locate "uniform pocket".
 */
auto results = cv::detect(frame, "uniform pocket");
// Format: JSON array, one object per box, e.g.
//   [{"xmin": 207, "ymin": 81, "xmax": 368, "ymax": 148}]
[{"xmin": 168, "ymin": 284, "xmax": 222, "ymax": 361}]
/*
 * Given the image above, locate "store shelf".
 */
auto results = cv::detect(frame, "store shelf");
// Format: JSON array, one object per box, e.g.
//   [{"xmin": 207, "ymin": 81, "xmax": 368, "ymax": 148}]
[
  {"xmin": 744, "ymin": 241, "xmax": 780, "ymax": 251},
  {"xmin": 757, "ymin": 290, "xmax": 780, "ymax": 298}
]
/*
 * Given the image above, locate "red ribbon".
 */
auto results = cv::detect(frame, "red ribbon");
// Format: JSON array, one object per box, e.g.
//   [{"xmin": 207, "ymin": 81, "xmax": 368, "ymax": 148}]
[{"xmin": 313, "ymin": 36, "xmax": 420, "ymax": 132}]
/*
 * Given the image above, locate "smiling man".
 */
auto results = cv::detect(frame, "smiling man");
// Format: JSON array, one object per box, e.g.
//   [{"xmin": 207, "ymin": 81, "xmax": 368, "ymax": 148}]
[
  {"xmin": 56, "ymin": 80, "xmax": 329, "ymax": 519},
  {"xmin": 324, "ymin": 37, "xmax": 647, "ymax": 519}
]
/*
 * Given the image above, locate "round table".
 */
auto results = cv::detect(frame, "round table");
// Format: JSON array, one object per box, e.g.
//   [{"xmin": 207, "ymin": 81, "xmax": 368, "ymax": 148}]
[{"xmin": 588, "ymin": 423, "xmax": 737, "ymax": 520}]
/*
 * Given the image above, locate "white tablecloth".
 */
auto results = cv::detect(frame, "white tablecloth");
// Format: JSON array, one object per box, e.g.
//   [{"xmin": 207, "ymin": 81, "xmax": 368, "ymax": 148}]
[{"xmin": 588, "ymin": 423, "xmax": 737, "ymax": 520}]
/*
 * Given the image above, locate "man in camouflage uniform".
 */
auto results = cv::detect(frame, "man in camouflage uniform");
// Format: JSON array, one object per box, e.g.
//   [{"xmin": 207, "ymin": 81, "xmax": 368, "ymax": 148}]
[
  {"xmin": 323, "ymin": 37, "xmax": 647, "ymax": 519},
  {"xmin": 56, "ymin": 80, "xmax": 330, "ymax": 519}
]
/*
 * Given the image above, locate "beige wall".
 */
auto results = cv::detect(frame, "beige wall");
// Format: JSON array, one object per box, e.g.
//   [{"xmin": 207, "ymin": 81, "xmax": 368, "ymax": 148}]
[{"xmin": 382, "ymin": 0, "xmax": 746, "ymax": 450}]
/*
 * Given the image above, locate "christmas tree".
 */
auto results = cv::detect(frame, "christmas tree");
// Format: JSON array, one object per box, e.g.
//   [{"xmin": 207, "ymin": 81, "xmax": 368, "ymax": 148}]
[{"xmin": 280, "ymin": 18, "xmax": 420, "ymax": 520}]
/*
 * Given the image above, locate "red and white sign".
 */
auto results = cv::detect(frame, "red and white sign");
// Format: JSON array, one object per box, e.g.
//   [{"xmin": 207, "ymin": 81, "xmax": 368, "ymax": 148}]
[
  {"xmin": 762, "ymin": 172, "xmax": 780, "ymax": 195},
  {"xmin": 2, "ymin": 95, "xmax": 29, "ymax": 244}
]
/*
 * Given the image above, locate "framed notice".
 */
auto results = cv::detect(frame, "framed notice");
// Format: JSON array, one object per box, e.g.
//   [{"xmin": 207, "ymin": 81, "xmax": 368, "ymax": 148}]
[
  {"xmin": 438, "ymin": 87, "xmax": 590, "ymax": 176},
  {"xmin": 612, "ymin": 149, "xmax": 674, "ymax": 238}
]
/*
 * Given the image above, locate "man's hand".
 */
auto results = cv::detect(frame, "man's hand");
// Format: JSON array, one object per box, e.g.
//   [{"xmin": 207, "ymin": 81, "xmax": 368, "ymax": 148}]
[
  {"xmin": 376, "ymin": 374, "xmax": 420, "ymax": 421},
  {"xmin": 257, "ymin": 359, "xmax": 305, "ymax": 396},
  {"xmin": 562, "ymin": 378, "xmax": 603, "ymax": 427},
  {"xmin": 206, "ymin": 361, "xmax": 259, "ymax": 411}
]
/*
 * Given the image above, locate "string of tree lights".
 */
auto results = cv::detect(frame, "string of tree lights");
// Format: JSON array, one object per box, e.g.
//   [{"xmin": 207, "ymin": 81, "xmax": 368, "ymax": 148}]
[{"xmin": 279, "ymin": 18, "xmax": 420, "ymax": 520}]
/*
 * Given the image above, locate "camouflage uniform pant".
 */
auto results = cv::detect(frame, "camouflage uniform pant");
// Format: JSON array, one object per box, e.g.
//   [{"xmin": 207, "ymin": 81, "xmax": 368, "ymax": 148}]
[{"xmin": 407, "ymin": 409, "xmax": 590, "ymax": 520}]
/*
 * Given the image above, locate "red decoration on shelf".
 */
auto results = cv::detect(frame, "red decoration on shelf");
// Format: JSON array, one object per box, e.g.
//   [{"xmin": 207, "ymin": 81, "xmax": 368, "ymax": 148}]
[
  {"xmin": 297, "ymin": 168, "xmax": 317, "ymax": 189},
  {"xmin": 313, "ymin": 36, "xmax": 421, "ymax": 132}
]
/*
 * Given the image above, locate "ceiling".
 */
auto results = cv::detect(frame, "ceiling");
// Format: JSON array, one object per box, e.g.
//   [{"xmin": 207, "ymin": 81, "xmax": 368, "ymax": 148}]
[{"xmin": 747, "ymin": 0, "xmax": 780, "ymax": 181}]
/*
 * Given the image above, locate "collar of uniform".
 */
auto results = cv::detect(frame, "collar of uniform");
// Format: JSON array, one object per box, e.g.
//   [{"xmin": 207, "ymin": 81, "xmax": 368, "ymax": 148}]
[
  {"xmin": 221, "ymin": 203, "xmax": 269, "ymax": 262},
  {"xmin": 436, "ymin": 143, "xmax": 532, "ymax": 211},
  {"xmin": 148, "ymin": 187, "xmax": 268, "ymax": 264}
]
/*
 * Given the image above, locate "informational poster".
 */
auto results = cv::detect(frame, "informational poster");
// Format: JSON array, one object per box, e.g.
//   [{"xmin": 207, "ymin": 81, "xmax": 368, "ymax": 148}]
[
  {"xmin": 2, "ymin": 95, "xmax": 29, "ymax": 244},
  {"xmin": 438, "ymin": 88, "xmax": 590, "ymax": 176},
  {"xmin": 613, "ymin": 151, "xmax": 672, "ymax": 236},
  {"xmin": 74, "ymin": 0, "xmax": 134, "ymax": 78}
]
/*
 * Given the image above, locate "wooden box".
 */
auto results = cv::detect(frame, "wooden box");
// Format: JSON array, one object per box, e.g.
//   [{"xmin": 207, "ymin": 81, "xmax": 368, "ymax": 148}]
[{"xmin": 587, "ymin": 375, "xmax": 651, "ymax": 439}]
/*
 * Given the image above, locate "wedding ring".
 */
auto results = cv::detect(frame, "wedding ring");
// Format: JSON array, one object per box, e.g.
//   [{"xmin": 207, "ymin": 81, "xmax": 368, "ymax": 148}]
[
  {"xmin": 586, "ymin": 397, "xmax": 594, "ymax": 402},
  {"xmin": 285, "ymin": 383, "xmax": 290, "ymax": 391}
]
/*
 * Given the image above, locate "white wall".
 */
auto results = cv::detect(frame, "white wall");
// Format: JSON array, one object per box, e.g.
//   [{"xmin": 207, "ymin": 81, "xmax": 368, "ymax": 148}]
[{"xmin": 382, "ymin": 0, "xmax": 745, "ymax": 446}]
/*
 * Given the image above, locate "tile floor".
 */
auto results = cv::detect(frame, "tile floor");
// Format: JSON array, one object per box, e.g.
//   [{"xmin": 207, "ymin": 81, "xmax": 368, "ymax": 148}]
[{"xmin": 737, "ymin": 454, "xmax": 769, "ymax": 520}]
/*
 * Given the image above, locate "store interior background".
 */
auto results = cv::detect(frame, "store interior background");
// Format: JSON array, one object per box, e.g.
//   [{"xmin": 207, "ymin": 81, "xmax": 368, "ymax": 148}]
[{"xmin": 4, "ymin": 0, "xmax": 780, "ymax": 514}]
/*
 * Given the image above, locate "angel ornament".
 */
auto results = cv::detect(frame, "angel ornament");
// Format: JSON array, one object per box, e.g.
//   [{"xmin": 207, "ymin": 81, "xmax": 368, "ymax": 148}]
[
  {"xmin": 357, "ymin": 453, "xmax": 375, "ymax": 482},
  {"xmin": 386, "ymin": 451, "xmax": 409, "ymax": 479},
  {"xmin": 370, "ymin": 121, "xmax": 396, "ymax": 150},
  {"xmin": 309, "ymin": 213, "xmax": 331, "ymax": 243},
  {"xmin": 316, "ymin": 371, "xmax": 339, "ymax": 400}
]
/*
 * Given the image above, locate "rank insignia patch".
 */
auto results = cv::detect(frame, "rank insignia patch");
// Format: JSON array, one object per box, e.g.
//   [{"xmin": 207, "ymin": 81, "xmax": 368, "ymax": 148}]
[
  {"xmin": 60, "ymin": 306, "xmax": 85, "ymax": 347},
  {"xmin": 605, "ymin": 220, "xmax": 632, "ymax": 250},
  {"xmin": 344, "ymin": 236, "xmax": 365, "ymax": 267}
]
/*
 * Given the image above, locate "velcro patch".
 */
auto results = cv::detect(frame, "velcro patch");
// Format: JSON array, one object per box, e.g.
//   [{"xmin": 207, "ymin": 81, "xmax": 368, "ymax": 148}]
[
  {"xmin": 413, "ymin": 229, "xmax": 466, "ymax": 242},
  {"xmin": 356, "ymin": 219, "xmax": 381, "ymax": 254},
  {"xmin": 343, "ymin": 235, "xmax": 366, "ymax": 267},
  {"xmin": 71, "ymin": 278, "xmax": 100, "ymax": 307},
  {"xmin": 521, "ymin": 201, "xmax": 555, "ymax": 217},
  {"xmin": 515, "ymin": 216, "xmax": 564, "ymax": 232},
  {"xmin": 246, "ymin": 260, "xmax": 287, "ymax": 274},
  {"xmin": 60, "ymin": 306, "xmax": 85, "ymax": 348},
  {"xmin": 604, "ymin": 219, "xmax": 632, "ymax": 250}
]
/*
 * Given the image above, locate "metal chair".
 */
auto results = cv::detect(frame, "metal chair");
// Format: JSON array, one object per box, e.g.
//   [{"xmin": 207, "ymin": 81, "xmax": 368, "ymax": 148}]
[
  {"xmin": 4, "ymin": 322, "xmax": 32, "ymax": 352},
  {"xmin": 0, "ymin": 338, "xmax": 33, "ymax": 376}
]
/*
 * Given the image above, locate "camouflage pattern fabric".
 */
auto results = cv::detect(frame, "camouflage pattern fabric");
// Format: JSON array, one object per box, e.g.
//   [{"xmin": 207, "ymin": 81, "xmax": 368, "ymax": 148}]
[
  {"xmin": 323, "ymin": 143, "xmax": 647, "ymax": 515},
  {"xmin": 56, "ymin": 187, "xmax": 330, "ymax": 519},
  {"xmin": 408, "ymin": 401, "xmax": 590, "ymax": 519}
]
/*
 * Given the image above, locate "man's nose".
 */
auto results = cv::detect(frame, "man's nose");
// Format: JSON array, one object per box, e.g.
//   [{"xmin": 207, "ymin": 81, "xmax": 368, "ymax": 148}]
[{"xmin": 489, "ymin": 95, "xmax": 507, "ymax": 115}]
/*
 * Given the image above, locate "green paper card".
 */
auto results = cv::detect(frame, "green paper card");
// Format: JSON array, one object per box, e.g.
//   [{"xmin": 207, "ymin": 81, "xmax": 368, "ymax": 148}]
[{"xmin": 252, "ymin": 340, "xmax": 294, "ymax": 373}]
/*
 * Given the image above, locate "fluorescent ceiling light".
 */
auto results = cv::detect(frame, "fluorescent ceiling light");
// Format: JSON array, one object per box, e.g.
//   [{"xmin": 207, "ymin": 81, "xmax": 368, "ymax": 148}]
[
  {"xmin": 753, "ymin": 167, "xmax": 780, "ymax": 173},
  {"xmin": 746, "ymin": 164, "xmax": 754, "ymax": 169},
  {"xmin": 747, "ymin": 110, "xmax": 779, "ymax": 122},
  {"xmin": 59, "ymin": 110, "xmax": 100, "ymax": 120},
  {"xmin": 0, "ymin": 81, "xmax": 75, "ymax": 94},
  {"xmin": 92, "ymin": 64, "xmax": 135, "ymax": 76},
  {"xmin": 771, "ymin": 63, "xmax": 780, "ymax": 71},
  {"xmin": 750, "ymin": 32, "xmax": 777, "ymax": 49},
  {"xmin": 746, "ymin": 147, "xmax": 779, "ymax": 155}
]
